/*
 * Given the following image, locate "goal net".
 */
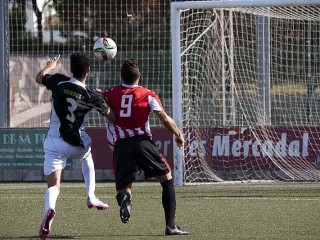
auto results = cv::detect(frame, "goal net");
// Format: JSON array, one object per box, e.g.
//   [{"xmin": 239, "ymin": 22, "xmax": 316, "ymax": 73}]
[{"xmin": 171, "ymin": 0, "xmax": 320, "ymax": 185}]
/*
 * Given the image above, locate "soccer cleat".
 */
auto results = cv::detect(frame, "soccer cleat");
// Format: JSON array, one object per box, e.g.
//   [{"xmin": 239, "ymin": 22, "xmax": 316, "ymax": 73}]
[
  {"xmin": 165, "ymin": 226, "xmax": 190, "ymax": 236},
  {"xmin": 38, "ymin": 209, "xmax": 56, "ymax": 240},
  {"xmin": 87, "ymin": 197, "xmax": 109, "ymax": 210},
  {"xmin": 119, "ymin": 194, "xmax": 131, "ymax": 224}
]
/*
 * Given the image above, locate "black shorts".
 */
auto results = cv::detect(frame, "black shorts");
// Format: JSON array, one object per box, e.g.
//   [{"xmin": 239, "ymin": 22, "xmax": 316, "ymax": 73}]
[{"xmin": 113, "ymin": 134, "xmax": 171, "ymax": 190}]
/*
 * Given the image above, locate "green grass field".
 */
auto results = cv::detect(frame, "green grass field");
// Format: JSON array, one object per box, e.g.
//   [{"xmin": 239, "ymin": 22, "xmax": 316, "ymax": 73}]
[{"xmin": 0, "ymin": 181, "xmax": 320, "ymax": 240}]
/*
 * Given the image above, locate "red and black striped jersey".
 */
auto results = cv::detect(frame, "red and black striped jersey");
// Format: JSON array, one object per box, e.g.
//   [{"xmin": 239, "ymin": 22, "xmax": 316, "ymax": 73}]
[{"xmin": 104, "ymin": 84, "xmax": 164, "ymax": 144}]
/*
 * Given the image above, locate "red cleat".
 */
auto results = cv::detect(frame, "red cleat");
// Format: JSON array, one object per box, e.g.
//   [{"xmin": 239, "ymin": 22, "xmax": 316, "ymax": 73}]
[{"xmin": 39, "ymin": 209, "xmax": 56, "ymax": 240}]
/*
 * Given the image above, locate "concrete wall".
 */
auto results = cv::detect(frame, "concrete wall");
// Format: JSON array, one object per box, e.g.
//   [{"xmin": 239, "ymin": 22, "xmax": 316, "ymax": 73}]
[{"xmin": 0, "ymin": 159, "xmax": 115, "ymax": 182}]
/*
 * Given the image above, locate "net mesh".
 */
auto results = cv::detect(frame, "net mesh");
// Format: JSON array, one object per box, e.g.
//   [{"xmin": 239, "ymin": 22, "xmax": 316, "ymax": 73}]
[
  {"xmin": 178, "ymin": 5, "xmax": 320, "ymax": 182},
  {"xmin": 8, "ymin": 0, "xmax": 171, "ymax": 127},
  {"xmin": 7, "ymin": 1, "xmax": 320, "ymax": 182}
]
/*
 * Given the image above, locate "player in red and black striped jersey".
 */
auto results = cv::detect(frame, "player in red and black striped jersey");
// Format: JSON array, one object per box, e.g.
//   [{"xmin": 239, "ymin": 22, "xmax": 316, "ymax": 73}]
[
  {"xmin": 103, "ymin": 59, "xmax": 189, "ymax": 235},
  {"xmin": 105, "ymin": 84, "xmax": 162, "ymax": 140},
  {"xmin": 36, "ymin": 53, "xmax": 115, "ymax": 240}
]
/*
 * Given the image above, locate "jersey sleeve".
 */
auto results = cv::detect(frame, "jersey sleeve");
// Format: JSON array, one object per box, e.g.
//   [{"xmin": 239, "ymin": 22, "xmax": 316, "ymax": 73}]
[
  {"xmin": 103, "ymin": 88, "xmax": 111, "ymax": 100},
  {"xmin": 149, "ymin": 91, "xmax": 164, "ymax": 112},
  {"xmin": 42, "ymin": 74, "xmax": 55, "ymax": 90},
  {"xmin": 85, "ymin": 89, "xmax": 110, "ymax": 115},
  {"xmin": 42, "ymin": 73, "xmax": 69, "ymax": 91},
  {"xmin": 103, "ymin": 89, "xmax": 114, "ymax": 108}
]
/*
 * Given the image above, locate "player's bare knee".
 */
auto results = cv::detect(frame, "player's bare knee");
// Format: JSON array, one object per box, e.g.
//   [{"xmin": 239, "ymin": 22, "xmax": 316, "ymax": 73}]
[{"xmin": 157, "ymin": 172, "xmax": 172, "ymax": 183}]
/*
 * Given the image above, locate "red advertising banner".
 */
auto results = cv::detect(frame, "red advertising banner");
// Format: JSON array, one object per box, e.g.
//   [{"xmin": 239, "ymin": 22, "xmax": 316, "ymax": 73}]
[
  {"xmin": 88, "ymin": 127, "xmax": 320, "ymax": 171},
  {"xmin": 87, "ymin": 128, "xmax": 173, "ymax": 169},
  {"xmin": 186, "ymin": 127, "xmax": 319, "ymax": 171}
]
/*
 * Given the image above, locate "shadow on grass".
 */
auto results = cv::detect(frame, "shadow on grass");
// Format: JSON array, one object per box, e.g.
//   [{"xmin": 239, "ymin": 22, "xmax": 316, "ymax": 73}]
[
  {"xmin": 0, "ymin": 236, "xmax": 75, "ymax": 239},
  {"xmin": 0, "ymin": 234, "xmax": 165, "ymax": 239},
  {"xmin": 100, "ymin": 234, "xmax": 164, "ymax": 237}
]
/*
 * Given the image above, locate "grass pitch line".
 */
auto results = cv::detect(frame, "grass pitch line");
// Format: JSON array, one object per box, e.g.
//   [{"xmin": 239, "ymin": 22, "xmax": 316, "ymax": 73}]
[
  {"xmin": 182, "ymin": 196, "xmax": 320, "ymax": 201},
  {"xmin": 1, "ymin": 194, "xmax": 320, "ymax": 202}
]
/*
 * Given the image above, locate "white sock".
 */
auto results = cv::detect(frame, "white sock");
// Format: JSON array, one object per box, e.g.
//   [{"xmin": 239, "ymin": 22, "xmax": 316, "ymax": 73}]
[
  {"xmin": 44, "ymin": 186, "xmax": 59, "ymax": 214},
  {"xmin": 81, "ymin": 155, "xmax": 96, "ymax": 199}
]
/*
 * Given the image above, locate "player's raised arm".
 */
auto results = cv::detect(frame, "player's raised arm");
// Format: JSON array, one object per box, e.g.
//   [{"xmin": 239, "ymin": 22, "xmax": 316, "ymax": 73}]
[
  {"xmin": 93, "ymin": 88, "xmax": 117, "ymax": 124},
  {"xmin": 36, "ymin": 55, "xmax": 60, "ymax": 84}
]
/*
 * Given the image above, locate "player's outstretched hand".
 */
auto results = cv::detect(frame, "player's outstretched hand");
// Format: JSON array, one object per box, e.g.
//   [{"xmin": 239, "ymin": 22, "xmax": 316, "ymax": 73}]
[
  {"xmin": 46, "ymin": 55, "xmax": 60, "ymax": 70},
  {"xmin": 36, "ymin": 55, "xmax": 60, "ymax": 84},
  {"xmin": 175, "ymin": 133, "xmax": 184, "ymax": 148},
  {"xmin": 93, "ymin": 88, "xmax": 104, "ymax": 96}
]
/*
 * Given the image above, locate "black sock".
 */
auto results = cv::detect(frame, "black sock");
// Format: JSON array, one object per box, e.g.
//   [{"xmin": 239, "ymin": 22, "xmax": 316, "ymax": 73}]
[
  {"xmin": 161, "ymin": 179, "xmax": 176, "ymax": 228},
  {"xmin": 116, "ymin": 191, "xmax": 130, "ymax": 207}
]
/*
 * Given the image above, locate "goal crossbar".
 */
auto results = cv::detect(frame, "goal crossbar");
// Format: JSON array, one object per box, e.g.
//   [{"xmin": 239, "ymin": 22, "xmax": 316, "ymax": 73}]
[{"xmin": 171, "ymin": 0, "xmax": 320, "ymax": 9}]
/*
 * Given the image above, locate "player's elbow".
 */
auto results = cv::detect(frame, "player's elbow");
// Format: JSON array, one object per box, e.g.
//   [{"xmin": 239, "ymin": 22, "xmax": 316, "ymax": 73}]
[
  {"xmin": 156, "ymin": 111, "xmax": 172, "ymax": 126},
  {"xmin": 161, "ymin": 116, "xmax": 175, "ymax": 128},
  {"xmin": 36, "ymin": 74, "xmax": 43, "ymax": 84},
  {"xmin": 161, "ymin": 117, "xmax": 171, "ymax": 126},
  {"xmin": 106, "ymin": 109, "xmax": 116, "ymax": 123},
  {"xmin": 107, "ymin": 115, "xmax": 116, "ymax": 123}
]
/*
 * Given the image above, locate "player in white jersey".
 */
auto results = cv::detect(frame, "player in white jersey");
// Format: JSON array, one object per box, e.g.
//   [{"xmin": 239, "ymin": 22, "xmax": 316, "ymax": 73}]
[
  {"xmin": 36, "ymin": 53, "xmax": 115, "ymax": 240},
  {"xmin": 103, "ymin": 59, "xmax": 189, "ymax": 235}
]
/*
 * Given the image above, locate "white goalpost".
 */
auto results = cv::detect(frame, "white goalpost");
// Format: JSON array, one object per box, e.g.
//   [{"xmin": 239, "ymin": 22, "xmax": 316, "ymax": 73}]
[{"xmin": 171, "ymin": 0, "xmax": 320, "ymax": 186}]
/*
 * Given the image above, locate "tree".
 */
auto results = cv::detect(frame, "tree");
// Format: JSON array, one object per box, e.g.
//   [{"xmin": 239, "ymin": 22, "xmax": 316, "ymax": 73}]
[{"xmin": 32, "ymin": 0, "xmax": 51, "ymax": 44}]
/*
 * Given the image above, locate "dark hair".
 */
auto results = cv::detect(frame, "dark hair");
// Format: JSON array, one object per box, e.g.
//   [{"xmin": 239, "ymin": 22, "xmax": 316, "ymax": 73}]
[
  {"xmin": 70, "ymin": 52, "xmax": 90, "ymax": 79},
  {"xmin": 121, "ymin": 59, "xmax": 141, "ymax": 84}
]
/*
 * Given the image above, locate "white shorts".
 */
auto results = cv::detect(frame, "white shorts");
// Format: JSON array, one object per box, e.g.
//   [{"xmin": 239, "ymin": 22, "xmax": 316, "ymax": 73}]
[{"xmin": 43, "ymin": 133, "xmax": 92, "ymax": 176}]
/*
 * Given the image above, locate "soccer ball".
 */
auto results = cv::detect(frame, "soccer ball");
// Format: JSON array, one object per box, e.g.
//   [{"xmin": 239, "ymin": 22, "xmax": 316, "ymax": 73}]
[{"xmin": 93, "ymin": 37, "xmax": 117, "ymax": 61}]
